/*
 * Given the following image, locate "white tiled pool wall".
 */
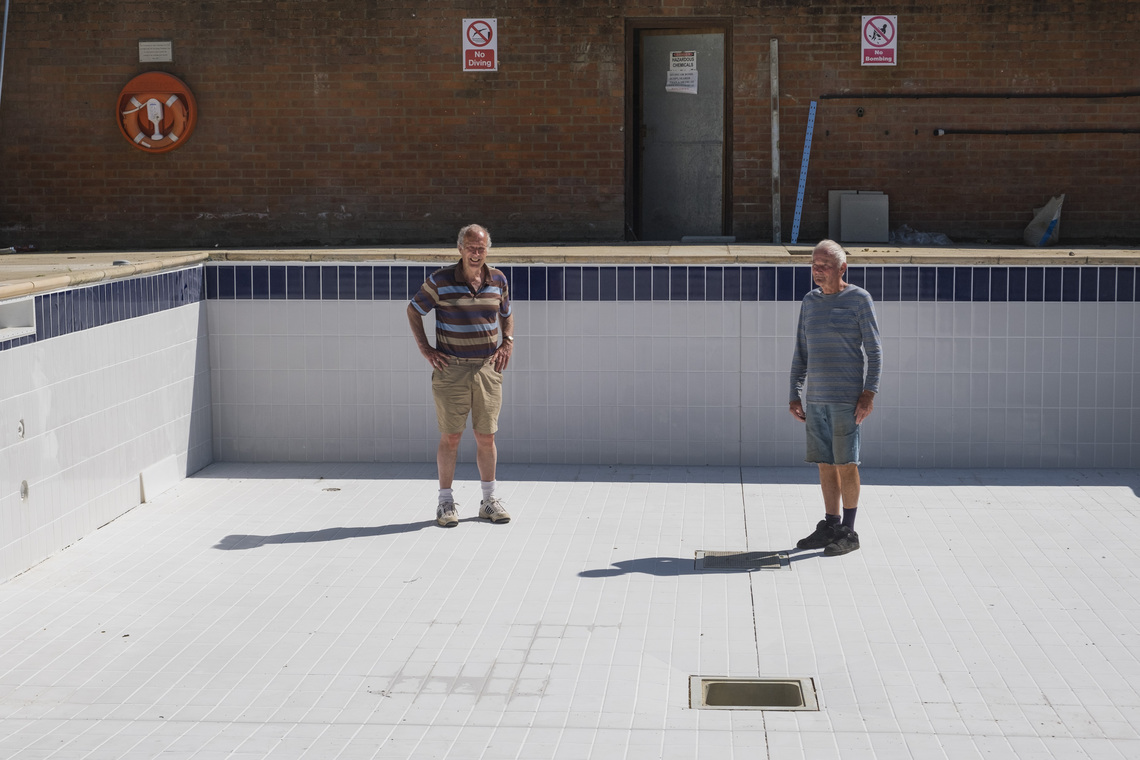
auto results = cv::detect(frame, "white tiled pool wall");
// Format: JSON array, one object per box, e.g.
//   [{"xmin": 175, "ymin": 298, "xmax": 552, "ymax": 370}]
[
  {"xmin": 2, "ymin": 262, "xmax": 1137, "ymax": 580},
  {"xmin": 0, "ymin": 268, "xmax": 211, "ymax": 581},
  {"xmin": 203, "ymin": 262, "xmax": 1139, "ymax": 469}
]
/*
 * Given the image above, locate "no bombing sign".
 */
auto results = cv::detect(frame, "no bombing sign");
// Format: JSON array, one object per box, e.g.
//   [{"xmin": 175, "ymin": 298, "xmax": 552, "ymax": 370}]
[
  {"xmin": 463, "ymin": 18, "xmax": 498, "ymax": 71},
  {"xmin": 862, "ymin": 15, "xmax": 897, "ymax": 66}
]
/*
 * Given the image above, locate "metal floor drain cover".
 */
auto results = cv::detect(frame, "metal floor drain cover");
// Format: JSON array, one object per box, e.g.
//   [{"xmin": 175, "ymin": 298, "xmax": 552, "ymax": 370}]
[
  {"xmin": 690, "ymin": 676, "xmax": 818, "ymax": 710},
  {"xmin": 695, "ymin": 550, "xmax": 789, "ymax": 571}
]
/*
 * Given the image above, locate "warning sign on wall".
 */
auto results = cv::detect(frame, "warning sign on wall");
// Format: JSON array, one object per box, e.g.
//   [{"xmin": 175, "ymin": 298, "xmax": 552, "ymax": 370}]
[
  {"xmin": 463, "ymin": 18, "xmax": 498, "ymax": 71},
  {"xmin": 861, "ymin": 15, "xmax": 897, "ymax": 66},
  {"xmin": 666, "ymin": 50, "xmax": 698, "ymax": 94}
]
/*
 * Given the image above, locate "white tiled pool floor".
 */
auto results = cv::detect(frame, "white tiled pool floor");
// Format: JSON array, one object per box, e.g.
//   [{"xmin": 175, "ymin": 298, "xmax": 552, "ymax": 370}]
[{"xmin": 2, "ymin": 463, "xmax": 1139, "ymax": 759}]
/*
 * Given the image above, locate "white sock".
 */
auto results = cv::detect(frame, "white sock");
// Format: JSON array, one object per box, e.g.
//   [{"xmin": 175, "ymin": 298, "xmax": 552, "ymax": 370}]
[
  {"xmin": 481, "ymin": 480, "xmax": 496, "ymax": 501},
  {"xmin": 438, "ymin": 488, "xmax": 454, "ymax": 505}
]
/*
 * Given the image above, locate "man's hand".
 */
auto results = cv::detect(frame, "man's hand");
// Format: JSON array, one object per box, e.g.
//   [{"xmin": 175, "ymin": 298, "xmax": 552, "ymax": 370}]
[
  {"xmin": 492, "ymin": 340, "xmax": 512, "ymax": 372},
  {"xmin": 789, "ymin": 399, "xmax": 806, "ymax": 422},
  {"xmin": 421, "ymin": 346, "xmax": 450, "ymax": 370},
  {"xmin": 855, "ymin": 390, "xmax": 875, "ymax": 424}
]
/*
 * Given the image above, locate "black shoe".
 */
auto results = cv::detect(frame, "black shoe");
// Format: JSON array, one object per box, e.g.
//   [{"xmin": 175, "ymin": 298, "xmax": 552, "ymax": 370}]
[
  {"xmin": 796, "ymin": 520, "xmax": 841, "ymax": 550},
  {"xmin": 823, "ymin": 525, "xmax": 860, "ymax": 556}
]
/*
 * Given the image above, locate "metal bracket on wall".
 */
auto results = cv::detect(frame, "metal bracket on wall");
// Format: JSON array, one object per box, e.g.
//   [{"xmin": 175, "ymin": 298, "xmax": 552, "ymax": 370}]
[{"xmin": 790, "ymin": 100, "xmax": 817, "ymax": 245}]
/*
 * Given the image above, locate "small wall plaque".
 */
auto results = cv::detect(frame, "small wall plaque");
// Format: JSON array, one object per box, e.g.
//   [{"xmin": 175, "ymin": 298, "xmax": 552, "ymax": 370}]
[{"xmin": 138, "ymin": 41, "xmax": 173, "ymax": 63}]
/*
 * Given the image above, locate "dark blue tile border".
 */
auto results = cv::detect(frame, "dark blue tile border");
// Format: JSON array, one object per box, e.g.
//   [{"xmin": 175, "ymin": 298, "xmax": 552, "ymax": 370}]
[
  {"xmin": 1, "ymin": 267, "xmax": 204, "ymax": 354},
  {"xmin": 568, "ymin": 267, "xmax": 584, "ymax": 301},
  {"xmin": 651, "ymin": 267, "xmax": 669, "ymax": 301},
  {"xmin": 990, "ymin": 268, "xmax": 1008, "ymax": 303},
  {"xmin": 723, "ymin": 267, "xmax": 741, "ymax": 301},
  {"xmin": 548, "ymin": 267, "xmax": 565, "ymax": 302},
  {"xmin": 670, "ymin": 267, "xmax": 687, "ymax": 300},
  {"xmin": 189, "ymin": 263, "xmax": 1140, "ymax": 304},
  {"xmin": 321, "ymin": 265, "xmax": 339, "ymax": 300},
  {"xmin": 530, "ymin": 267, "xmax": 547, "ymax": 301},
  {"xmin": 338, "ymin": 266, "xmax": 356, "ymax": 301},
  {"xmin": 1118, "ymin": 268, "xmax": 1135, "ymax": 301},
  {"xmin": 689, "ymin": 267, "xmax": 705, "ymax": 301},
  {"xmin": 600, "ymin": 267, "xmax": 617, "ymax": 301},
  {"xmin": 617, "ymin": 267, "xmax": 635, "ymax": 300},
  {"xmin": 287, "ymin": 266, "xmax": 304, "ymax": 299},
  {"xmin": 706, "ymin": 267, "xmax": 723, "ymax": 301},
  {"xmin": 9, "ymin": 262, "xmax": 1138, "ymax": 355},
  {"xmin": 269, "ymin": 265, "xmax": 287, "ymax": 299},
  {"xmin": 582, "ymin": 267, "xmax": 599, "ymax": 301},
  {"xmin": 635, "ymin": 267, "xmax": 651, "ymax": 302}
]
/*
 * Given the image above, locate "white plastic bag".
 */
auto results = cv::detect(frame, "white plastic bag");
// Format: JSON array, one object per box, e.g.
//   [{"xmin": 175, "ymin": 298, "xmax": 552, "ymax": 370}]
[
  {"xmin": 889, "ymin": 224, "xmax": 953, "ymax": 246},
  {"xmin": 1024, "ymin": 194, "xmax": 1065, "ymax": 247}
]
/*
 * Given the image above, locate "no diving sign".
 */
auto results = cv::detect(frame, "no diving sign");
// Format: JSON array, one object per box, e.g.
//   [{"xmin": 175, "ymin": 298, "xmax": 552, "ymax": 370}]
[
  {"xmin": 463, "ymin": 18, "xmax": 498, "ymax": 71},
  {"xmin": 861, "ymin": 15, "xmax": 897, "ymax": 66}
]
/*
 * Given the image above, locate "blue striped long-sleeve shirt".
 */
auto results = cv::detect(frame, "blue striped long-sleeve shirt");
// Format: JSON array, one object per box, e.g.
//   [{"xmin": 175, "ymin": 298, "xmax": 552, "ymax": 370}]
[{"xmin": 789, "ymin": 284, "xmax": 882, "ymax": 405}]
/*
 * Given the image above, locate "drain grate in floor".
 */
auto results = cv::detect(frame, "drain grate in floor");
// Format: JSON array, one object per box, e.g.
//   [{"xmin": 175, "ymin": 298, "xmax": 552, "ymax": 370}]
[
  {"xmin": 695, "ymin": 550, "xmax": 789, "ymax": 571},
  {"xmin": 690, "ymin": 676, "xmax": 818, "ymax": 710}
]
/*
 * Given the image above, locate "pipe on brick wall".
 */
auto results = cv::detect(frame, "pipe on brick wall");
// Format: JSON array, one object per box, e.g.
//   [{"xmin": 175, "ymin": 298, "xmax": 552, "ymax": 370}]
[
  {"xmin": 934, "ymin": 128, "xmax": 1140, "ymax": 136},
  {"xmin": 821, "ymin": 91, "xmax": 1140, "ymax": 139},
  {"xmin": 821, "ymin": 91, "xmax": 1140, "ymax": 100}
]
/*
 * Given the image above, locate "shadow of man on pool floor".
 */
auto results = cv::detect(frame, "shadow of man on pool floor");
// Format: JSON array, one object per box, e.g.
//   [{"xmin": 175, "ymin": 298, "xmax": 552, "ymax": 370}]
[
  {"xmin": 214, "ymin": 520, "xmax": 437, "ymax": 550},
  {"xmin": 578, "ymin": 549, "xmax": 825, "ymax": 577}
]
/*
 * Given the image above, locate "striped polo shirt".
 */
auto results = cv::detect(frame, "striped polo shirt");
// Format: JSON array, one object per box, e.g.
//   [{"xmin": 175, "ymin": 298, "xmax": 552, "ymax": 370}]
[
  {"xmin": 410, "ymin": 261, "xmax": 511, "ymax": 358},
  {"xmin": 789, "ymin": 284, "xmax": 882, "ymax": 405}
]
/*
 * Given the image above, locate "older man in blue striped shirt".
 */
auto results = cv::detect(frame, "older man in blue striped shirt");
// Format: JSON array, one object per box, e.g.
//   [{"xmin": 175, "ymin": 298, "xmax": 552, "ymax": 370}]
[{"xmin": 789, "ymin": 240, "xmax": 883, "ymax": 556}]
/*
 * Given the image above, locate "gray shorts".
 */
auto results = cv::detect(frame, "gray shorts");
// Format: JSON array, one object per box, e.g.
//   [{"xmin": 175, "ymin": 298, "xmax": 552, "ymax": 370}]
[{"xmin": 804, "ymin": 402, "xmax": 860, "ymax": 466}]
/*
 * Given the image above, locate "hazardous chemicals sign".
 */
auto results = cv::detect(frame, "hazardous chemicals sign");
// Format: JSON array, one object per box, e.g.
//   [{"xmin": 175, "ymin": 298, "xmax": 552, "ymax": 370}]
[{"xmin": 666, "ymin": 50, "xmax": 698, "ymax": 94}]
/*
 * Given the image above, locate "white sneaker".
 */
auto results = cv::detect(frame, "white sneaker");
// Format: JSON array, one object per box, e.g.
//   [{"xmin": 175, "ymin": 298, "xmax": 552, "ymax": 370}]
[
  {"xmin": 436, "ymin": 501, "xmax": 459, "ymax": 528},
  {"xmin": 478, "ymin": 497, "xmax": 511, "ymax": 523}
]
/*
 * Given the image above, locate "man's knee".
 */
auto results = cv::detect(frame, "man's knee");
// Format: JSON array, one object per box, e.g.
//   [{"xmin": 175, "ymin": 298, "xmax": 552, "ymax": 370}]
[
  {"xmin": 821, "ymin": 462, "xmax": 857, "ymax": 476},
  {"xmin": 440, "ymin": 432, "xmax": 463, "ymax": 450},
  {"xmin": 473, "ymin": 431, "xmax": 496, "ymax": 448}
]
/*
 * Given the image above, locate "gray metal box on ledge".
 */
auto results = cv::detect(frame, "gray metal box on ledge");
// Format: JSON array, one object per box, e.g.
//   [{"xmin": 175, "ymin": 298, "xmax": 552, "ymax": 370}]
[{"xmin": 829, "ymin": 190, "xmax": 890, "ymax": 243}]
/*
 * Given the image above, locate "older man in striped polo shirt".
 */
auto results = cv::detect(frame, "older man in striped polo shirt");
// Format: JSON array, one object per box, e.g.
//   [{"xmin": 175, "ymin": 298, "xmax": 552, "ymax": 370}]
[
  {"xmin": 788, "ymin": 239, "xmax": 883, "ymax": 556},
  {"xmin": 407, "ymin": 224, "xmax": 515, "ymax": 528}
]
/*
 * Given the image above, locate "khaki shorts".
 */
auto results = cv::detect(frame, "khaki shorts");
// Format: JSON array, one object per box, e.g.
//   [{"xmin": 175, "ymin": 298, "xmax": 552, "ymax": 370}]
[{"xmin": 431, "ymin": 356, "xmax": 504, "ymax": 435}]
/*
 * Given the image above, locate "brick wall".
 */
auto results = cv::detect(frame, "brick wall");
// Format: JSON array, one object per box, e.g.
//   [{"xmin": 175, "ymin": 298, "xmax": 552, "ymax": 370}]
[{"xmin": 0, "ymin": 1, "xmax": 1136, "ymax": 250}]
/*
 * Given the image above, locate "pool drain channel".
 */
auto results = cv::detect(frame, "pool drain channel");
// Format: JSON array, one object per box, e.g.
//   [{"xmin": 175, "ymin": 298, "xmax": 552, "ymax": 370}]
[{"xmin": 690, "ymin": 676, "xmax": 818, "ymax": 710}]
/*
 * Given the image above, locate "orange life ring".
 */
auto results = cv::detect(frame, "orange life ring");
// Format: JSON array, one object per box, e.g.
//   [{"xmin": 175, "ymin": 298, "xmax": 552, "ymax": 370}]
[{"xmin": 116, "ymin": 72, "xmax": 198, "ymax": 154}]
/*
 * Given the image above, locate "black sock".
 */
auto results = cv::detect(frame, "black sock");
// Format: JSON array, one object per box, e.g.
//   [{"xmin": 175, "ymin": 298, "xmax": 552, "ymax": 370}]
[
  {"xmin": 825, "ymin": 513, "xmax": 840, "ymax": 526},
  {"xmin": 842, "ymin": 508, "xmax": 857, "ymax": 530}
]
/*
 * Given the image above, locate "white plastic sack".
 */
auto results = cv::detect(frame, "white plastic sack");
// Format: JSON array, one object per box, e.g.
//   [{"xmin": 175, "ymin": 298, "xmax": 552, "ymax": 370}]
[{"xmin": 1024, "ymin": 194, "xmax": 1065, "ymax": 247}]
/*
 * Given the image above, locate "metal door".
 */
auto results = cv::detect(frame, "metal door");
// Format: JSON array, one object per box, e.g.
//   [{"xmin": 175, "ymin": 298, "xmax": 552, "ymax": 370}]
[{"xmin": 631, "ymin": 26, "xmax": 729, "ymax": 241}]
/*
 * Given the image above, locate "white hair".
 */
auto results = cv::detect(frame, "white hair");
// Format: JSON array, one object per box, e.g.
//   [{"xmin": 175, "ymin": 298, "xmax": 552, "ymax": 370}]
[
  {"xmin": 814, "ymin": 239, "xmax": 847, "ymax": 266},
  {"xmin": 457, "ymin": 224, "xmax": 491, "ymax": 249}
]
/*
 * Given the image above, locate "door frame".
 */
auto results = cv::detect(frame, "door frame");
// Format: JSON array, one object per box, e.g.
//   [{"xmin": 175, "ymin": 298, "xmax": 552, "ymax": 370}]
[{"xmin": 624, "ymin": 18, "xmax": 734, "ymax": 241}]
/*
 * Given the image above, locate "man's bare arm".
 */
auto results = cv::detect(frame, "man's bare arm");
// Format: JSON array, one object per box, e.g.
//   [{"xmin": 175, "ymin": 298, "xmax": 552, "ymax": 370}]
[{"xmin": 407, "ymin": 303, "xmax": 450, "ymax": 370}]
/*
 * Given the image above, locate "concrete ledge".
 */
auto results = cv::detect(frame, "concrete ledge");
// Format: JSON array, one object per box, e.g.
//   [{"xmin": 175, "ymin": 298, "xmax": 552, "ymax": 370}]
[
  {"xmin": 210, "ymin": 243, "xmax": 1140, "ymax": 266},
  {"xmin": 0, "ymin": 251, "xmax": 209, "ymax": 300},
  {"xmin": 3, "ymin": 245, "xmax": 1139, "ymax": 300}
]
